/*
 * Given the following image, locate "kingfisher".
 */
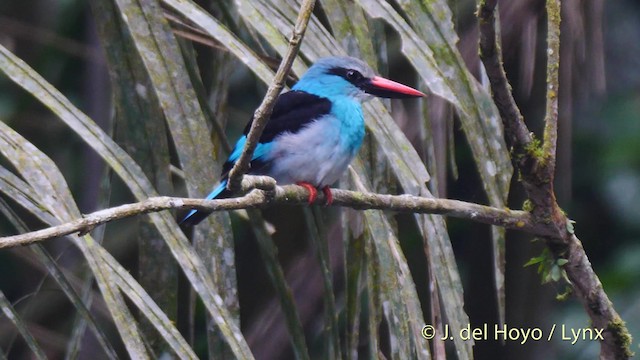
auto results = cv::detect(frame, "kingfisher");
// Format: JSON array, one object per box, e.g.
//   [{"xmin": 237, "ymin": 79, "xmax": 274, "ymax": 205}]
[{"xmin": 181, "ymin": 56, "xmax": 425, "ymax": 225}]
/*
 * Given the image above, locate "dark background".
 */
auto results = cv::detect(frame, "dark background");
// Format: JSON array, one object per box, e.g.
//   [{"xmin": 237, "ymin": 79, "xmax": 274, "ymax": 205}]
[{"xmin": 0, "ymin": 0, "xmax": 638, "ymax": 358}]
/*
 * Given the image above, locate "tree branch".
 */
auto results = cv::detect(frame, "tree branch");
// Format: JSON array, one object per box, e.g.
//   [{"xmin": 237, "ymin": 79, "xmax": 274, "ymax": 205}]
[
  {"xmin": 226, "ymin": 0, "xmax": 316, "ymax": 192},
  {"xmin": 0, "ymin": 176, "xmax": 539, "ymax": 249},
  {"xmin": 478, "ymin": 1, "xmax": 633, "ymax": 358},
  {"xmin": 542, "ymin": 0, "xmax": 561, "ymax": 179},
  {"xmin": 478, "ymin": 0, "xmax": 533, "ymax": 153},
  {"xmin": 564, "ymin": 234, "xmax": 634, "ymax": 359}
]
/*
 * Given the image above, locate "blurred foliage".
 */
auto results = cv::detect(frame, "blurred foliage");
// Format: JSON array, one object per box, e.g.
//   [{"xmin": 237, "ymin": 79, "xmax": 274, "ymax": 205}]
[{"xmin": 0, "ymin": 0, "xmax": 639, "ymax": 359}]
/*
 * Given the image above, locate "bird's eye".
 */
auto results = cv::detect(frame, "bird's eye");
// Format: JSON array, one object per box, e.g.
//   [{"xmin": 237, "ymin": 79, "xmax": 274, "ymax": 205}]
[{"xmin": 346, "ymin": 70, "xmax": 362, "ymax": 82}]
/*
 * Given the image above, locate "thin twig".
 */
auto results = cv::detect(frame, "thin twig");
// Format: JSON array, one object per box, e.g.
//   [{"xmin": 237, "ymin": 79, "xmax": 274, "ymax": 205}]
[
  {"xmin": 226, "ymin": 0, "xmax": 316, "ymax": 192},
  {"xmin": 542, "ymin": 0, "xmax": 561, "ymax": 178},
  {"xmin": 0, "ymin": 176, "xmax": 537, "ymax": 249}
]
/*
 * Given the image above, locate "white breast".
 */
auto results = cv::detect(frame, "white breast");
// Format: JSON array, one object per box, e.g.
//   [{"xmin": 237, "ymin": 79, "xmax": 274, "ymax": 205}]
[{"xmin": 265, "ymin": 115, "xmax": 359, "ymax": 187}]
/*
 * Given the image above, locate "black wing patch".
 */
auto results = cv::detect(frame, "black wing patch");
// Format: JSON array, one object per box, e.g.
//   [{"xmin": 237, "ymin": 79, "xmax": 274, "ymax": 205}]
[
  {"xmin": 222, "ymin": 91, "xmax": 332, "ymax": 175},
  {"xmin": 242, "ymin": 91, "xmax": 332, "ymax": 142}
]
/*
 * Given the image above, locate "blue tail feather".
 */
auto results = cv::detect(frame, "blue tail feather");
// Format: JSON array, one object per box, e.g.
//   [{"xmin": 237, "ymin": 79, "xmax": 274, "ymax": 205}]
[{"xmin": 180, "ymin": 179, "xmax": 228, "ymax": 226}]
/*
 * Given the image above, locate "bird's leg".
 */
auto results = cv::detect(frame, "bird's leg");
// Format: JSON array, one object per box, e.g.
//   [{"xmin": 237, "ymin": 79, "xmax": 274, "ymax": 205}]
[
  {"xmin": 321, "ymin": 186, "xmax": 333, "ymax": 206},
  {"xmin": 296, "ymin": 182, "xmax": 318, "ymax": 204}
]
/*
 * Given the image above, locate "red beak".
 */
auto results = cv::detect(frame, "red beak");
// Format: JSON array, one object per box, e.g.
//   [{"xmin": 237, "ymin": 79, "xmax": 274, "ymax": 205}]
[{"xmin": 364, "ymin": 76, "xmax": 426, "ymax": 98}]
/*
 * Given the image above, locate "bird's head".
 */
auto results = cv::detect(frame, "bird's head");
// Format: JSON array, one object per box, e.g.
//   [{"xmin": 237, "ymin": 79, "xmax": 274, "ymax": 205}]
[{"xmin": 292, "ymin": 56, "xmax": 425, "ymax": 101}]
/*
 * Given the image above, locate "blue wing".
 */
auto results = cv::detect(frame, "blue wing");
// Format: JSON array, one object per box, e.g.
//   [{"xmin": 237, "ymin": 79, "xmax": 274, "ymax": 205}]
[
  {"xmin": 221, "ymin": 91, "xmax": 332, "ymax": 175},
  {"xmin": 180, "ymin": 179, "xmax": 228, "ymax": 225},
  {"xmin": 181, "ymin": 91, "xmax": 331, "ymax": 226}
]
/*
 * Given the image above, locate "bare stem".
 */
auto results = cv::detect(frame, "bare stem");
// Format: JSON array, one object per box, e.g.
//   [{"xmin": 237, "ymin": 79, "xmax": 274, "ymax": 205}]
[
  {"xmin": 226, "ymin": 0, "xmax": 316, "ymax": 191},
  {"xmin": 542, "ymin": 0, "xmax": 561, "ymax": 178},
  {"xmin": 0, "ymin": 175, "xmax": 537, "ymax": 249}
]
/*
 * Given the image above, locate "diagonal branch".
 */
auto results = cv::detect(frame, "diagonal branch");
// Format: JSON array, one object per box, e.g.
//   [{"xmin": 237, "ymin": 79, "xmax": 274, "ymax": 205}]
[
  {"xmin": 478, "ymin": 0, "xmax": 533, "ymax": 153},
  {"xmin": 542, "ymin": 0, "xmax": 561, "ymax": 178},
  {"xmin": 0, "ymin": 176, "xmax": 538, "ymax": 249},
  {"xmin": 478, "ymin": 1, "xmax": 633, "ymax": 358},
  {"xmin": 226, "ymin": 0, "xmax": 316, "ymax": 192}
]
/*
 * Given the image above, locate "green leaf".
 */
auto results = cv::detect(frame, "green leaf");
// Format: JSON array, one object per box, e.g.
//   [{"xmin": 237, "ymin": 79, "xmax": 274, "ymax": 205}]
[
  {"xmin": 566, "ymin": 219, "xmax": 576, "ymax": 234},
  {"xmin": 92, "ymin": 2, "xmax": 178, "ymax": 351},
  {"xmin": 342, "ymin": 209, "xmax": 366, "ymax": 360},
  {"xmin": 350, "ymin": 163, "xmax": 431, "ymax": 359},
  {"xmin": 0, "ymin": 179, "xmax": 196, "ymax": 359},
  {"xmin": 358, "ymin": 0, "xmax": 513, "ymax": 332},
  {"xmin": 96, "ymin": 245, "xmax": 199, "ymax": 360},
  {"xmin": 247, "ymin": 209, "xmax": 310, "ymax": 360},
  {"xmin": 107, "ymin": 0, "xmax": 237, "ymax": 352},
  {"xmin": 0, "ymin": 44, "xmax": 253, "ymax": 359},
  {"xmin": 0, "ymin": 290, "xmax": 47, "ymax": 359},
  {"xmin": 304, "ymin": 207, "xmax": 342, "ymax": 359},
  {"xmin": 550, "ymin": 264, "xmax": 561, "ymax": 282},
  {"xmin": 556, "ymin": 258, "xmax": 569, "ymax": 266},
  {"xmin": 0, "ymin": 167, "xmax": 58, "ymax": 225},
  {"xmin": 0, "ymin": 120, "xmax": 149, "ymax": 358},
  {"xmin": 162, "ymin": 0, "xmax": 275, "ymax": 84},
  {"xmin": 233, "ymin": 1, "xmax": 470, "ymax": 356},
  {"xmin": 524, "ymin": 256, "xmax": 545, "ymax": 267}
]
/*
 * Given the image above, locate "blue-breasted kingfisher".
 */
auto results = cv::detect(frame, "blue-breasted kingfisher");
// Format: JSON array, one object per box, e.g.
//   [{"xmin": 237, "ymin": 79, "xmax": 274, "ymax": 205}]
[{"xmin": 181, "ymin": 56, "xmax": 425, "ymax": 225}]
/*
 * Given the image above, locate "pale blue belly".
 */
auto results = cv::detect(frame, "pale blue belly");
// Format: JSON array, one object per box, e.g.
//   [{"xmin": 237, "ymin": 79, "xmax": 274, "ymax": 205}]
[{"xmin": 266, "ymin": 114, "xmax": 364, "ymax": 187}]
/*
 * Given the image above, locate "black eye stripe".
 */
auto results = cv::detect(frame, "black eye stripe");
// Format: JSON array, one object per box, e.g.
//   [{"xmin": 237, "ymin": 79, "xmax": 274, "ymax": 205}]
[
  {"xmin": 328, "ymin": 67, "xmax": 365, "ymax": 85},
  {"xmin": 346, "ymin": 70, "xmax": 361, "ymax": 80}
]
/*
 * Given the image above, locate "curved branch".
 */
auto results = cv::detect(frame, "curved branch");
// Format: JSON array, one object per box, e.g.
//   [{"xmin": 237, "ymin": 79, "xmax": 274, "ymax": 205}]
[{"xmin": 0, "ymin": 176, "xmax": 536, "ymax": 249}]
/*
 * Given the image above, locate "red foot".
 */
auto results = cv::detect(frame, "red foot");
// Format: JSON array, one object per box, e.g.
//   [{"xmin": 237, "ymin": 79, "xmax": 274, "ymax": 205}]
[
  {"xmin": 296, "ymin": 182, "xmax": 318, "ymax": 204},
  {"xmin": 322, "ymin": 186, "xmax": 333, "ymax": 206}
]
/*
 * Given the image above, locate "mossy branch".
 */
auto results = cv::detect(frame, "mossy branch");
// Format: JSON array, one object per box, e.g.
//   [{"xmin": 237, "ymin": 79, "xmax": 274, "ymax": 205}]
[
  {"xmin": 0, "ymin": 175, "xmax": 539, "ymax": 249},
  {"xmin": 478, "ymin": 1, "xmax": 633, "ymax": 358},
  {"xmin": 542, "ymin": 0, "xmax": 561, "ymax": 178}
]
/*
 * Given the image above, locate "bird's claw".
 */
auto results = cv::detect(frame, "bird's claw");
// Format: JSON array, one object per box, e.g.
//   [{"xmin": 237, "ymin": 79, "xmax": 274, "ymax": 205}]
[
  {"xmin": 296, "ymin": 183, "xmax": 334, "ymax": 206},
  {"xmin": 296, "ymin": 182, "xmax": 318, "ymax": 204},
  {"xmin": 322, "ymin": 186, "xmax": 333, "ymax": 206}
]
